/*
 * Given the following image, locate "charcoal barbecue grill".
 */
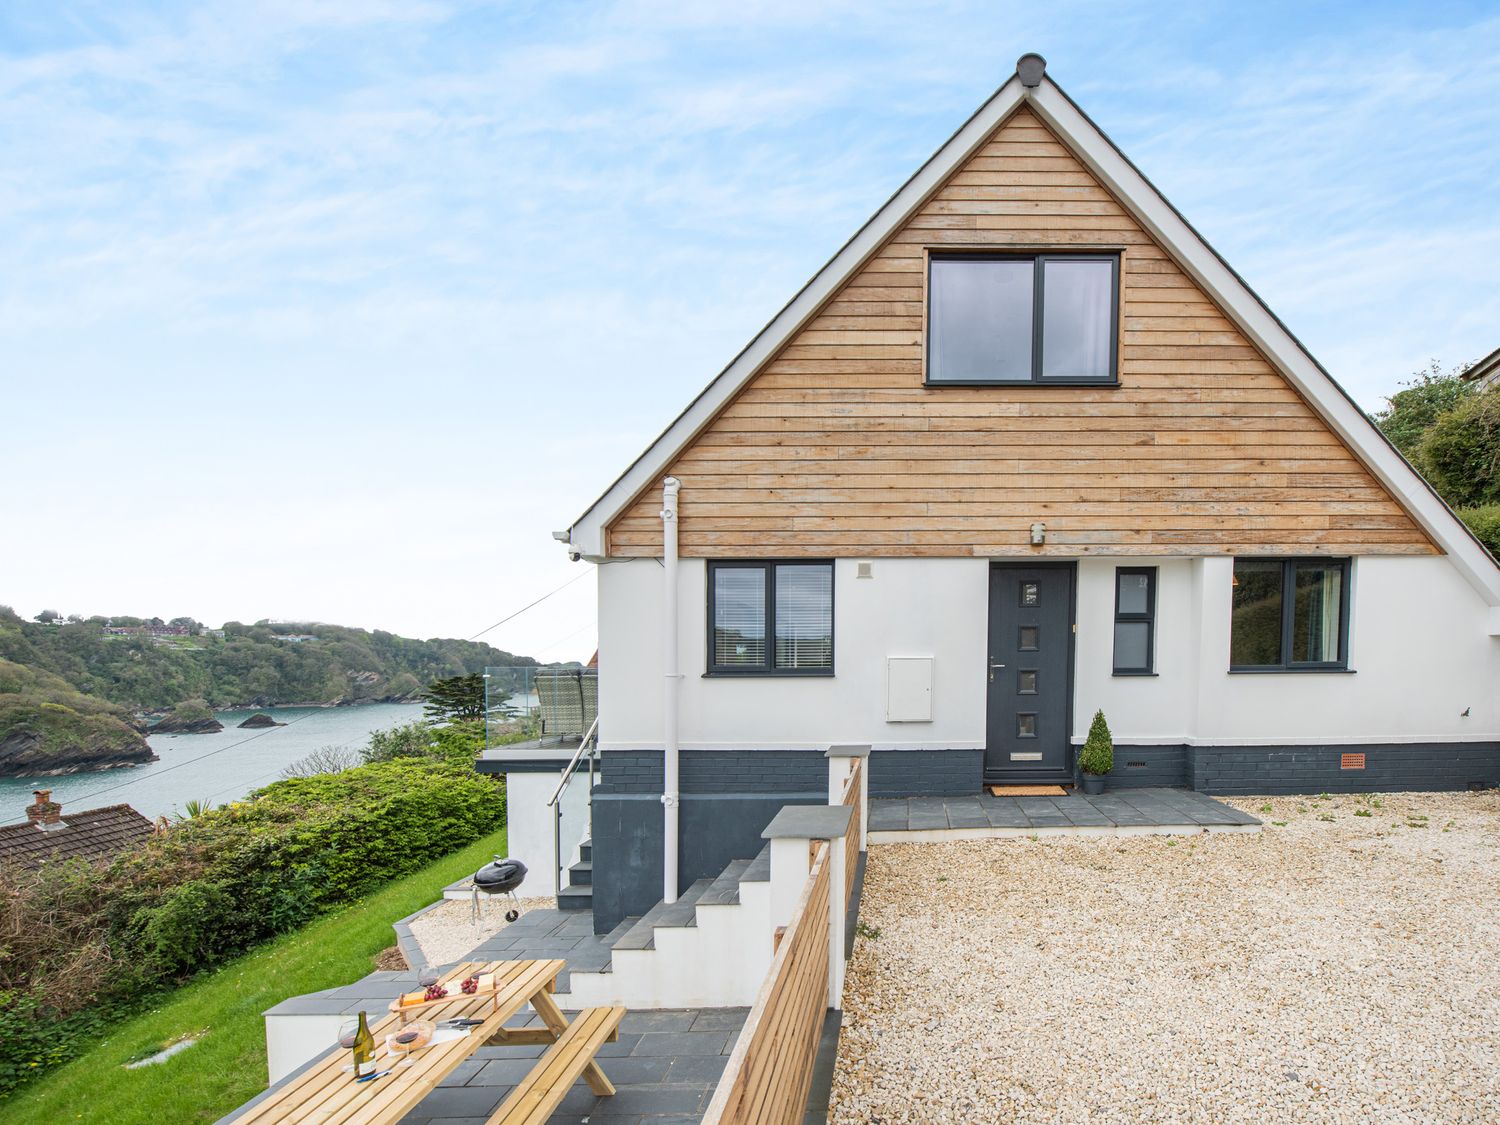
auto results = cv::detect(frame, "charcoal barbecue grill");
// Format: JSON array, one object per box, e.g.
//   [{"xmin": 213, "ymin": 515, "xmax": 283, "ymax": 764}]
[{"xmin": 471, "ymin": 856, "xmax": 527, "ymax": 922}]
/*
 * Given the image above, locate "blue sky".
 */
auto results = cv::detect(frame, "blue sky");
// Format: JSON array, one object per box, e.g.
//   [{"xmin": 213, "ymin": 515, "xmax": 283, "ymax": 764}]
[{"xmin": 3, "ymin": 1, "xmax": 1498, "ymax": 659}]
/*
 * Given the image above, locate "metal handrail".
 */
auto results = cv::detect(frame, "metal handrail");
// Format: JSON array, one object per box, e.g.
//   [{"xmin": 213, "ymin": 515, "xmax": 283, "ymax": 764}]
[
  {"xmin": 548, "ymin": 715, "xmax": 600, "ymax": 896},
  {"xmin": 547, "ymin": 714, "xmax": 600, "ymax": 808}
]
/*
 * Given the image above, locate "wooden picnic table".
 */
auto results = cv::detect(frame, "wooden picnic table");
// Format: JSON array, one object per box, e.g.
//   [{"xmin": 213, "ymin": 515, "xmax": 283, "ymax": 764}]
[{"xmin": 236, "ymin": 959, "xmax": 621, "ymax": 1125}]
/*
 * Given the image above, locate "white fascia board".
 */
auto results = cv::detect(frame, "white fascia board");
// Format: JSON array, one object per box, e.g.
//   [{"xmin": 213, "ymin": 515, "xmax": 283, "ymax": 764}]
[
  {"xmin": 565, "ymin": 77, "xmax": 1028, "ymax": 559},
  {"xmin": 1026, "ymin": 82, "xmax": 1500, "ymax": 607}
]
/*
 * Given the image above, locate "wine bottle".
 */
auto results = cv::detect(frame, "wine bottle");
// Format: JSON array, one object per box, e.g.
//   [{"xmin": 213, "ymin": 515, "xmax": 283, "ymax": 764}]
[{"xmin": 351, "ymin": 1011, "xmax": 377, "ymax": 1079}]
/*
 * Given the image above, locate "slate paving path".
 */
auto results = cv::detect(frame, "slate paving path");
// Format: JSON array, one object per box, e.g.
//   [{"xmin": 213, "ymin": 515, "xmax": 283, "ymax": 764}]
[
  {"xmin": 399, "ymin": 1007, "xmax": 748, "ymax": 1124},
  {"xmin": 869, "ymin": 787, "xmax": 1261, "ymax": 833}
]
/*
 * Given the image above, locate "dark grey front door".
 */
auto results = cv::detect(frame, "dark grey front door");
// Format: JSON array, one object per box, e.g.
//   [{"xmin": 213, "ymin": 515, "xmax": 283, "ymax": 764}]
[{"xmin": 985, "ymin": 563, "xmax": 1074, "ymax": 781}]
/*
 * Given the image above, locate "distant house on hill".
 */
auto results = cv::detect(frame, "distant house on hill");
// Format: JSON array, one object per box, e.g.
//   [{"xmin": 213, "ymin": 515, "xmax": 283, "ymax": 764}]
[
  {"xmin": 0, "ymin": 791, "xmax": 154, "ymax": 872},
  {"xmin": 1460, "ymin": 345, "xmax": 1500, "ymax": 391},
  {"xmin": 272, "ymin": 634, "xmax": 318, "ymax": 643}
]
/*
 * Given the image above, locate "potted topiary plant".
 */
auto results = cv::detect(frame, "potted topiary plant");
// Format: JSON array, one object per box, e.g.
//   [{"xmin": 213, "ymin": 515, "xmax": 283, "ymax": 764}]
[{"xmin": 1077, "ymin": 709, "xmax": 1113, "ymax": 795}]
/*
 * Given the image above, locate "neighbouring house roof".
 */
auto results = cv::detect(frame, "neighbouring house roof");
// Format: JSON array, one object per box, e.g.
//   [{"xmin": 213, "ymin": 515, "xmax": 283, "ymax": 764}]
[
  {"xmin": 560, "ymin": 54, "xmax": 1500, "ymax": 608},
  {"xmin": 1460, "ymin": 345, "xmax": 1500, "ymax": 389},
  {"xmin": 0, "ymin": 802, "xmax": 154, "ymax": 871}
]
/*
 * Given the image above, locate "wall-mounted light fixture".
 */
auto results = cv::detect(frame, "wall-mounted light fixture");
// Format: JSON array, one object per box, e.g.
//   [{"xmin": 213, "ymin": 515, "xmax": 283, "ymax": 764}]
[
  {"xmin": 1030, "ymin": 522, "xmax": 1046, "ymax": 546},
  {"xmin": 856, "ymin": 562, "xmax": 873, "ymax": 579}
]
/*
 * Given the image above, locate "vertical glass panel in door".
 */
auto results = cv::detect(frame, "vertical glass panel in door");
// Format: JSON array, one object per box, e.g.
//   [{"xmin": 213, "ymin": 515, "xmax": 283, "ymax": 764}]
[
  {"xmin": 929, "ymin": 259, "xmax": 1034, "ymax": 382},
  {"xmin": 774, "ymin": 564, "xmax": 833, "ymax": 669},
  {"xmin": 1291, "ymin": 563, "xmax": 1343, "ymax": 664},
  {"xmin": 1230, "ymin": 559, "xmax": 1283, "ymax": 667},
  {"xmin": 1040, "ymin": 259, "xmax": 1113, "ymax": 379},
  {"xmin": 713, "ymin": 568, "xmax": 765, "ymax": 667}
]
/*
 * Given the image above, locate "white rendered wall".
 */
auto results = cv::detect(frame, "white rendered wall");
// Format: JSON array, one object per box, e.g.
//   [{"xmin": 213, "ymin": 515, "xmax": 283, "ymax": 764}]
[
  {"xmin": 599, "ymin": 553, "xmax": 1500, "ymax": 753},
  {"xmin": 501, "ymin": 770, "xmax": 589, "ymax": 893},
  {"xmin": 598, "ymin": 557, "xmax": 988, "ymax": 750},
  {"xmin": 1191, "ymin": 554, "xmax": 1499, "ymax": 745}
]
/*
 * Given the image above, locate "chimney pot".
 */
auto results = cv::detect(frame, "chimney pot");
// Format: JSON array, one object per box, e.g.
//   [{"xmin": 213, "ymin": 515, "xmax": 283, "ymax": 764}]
[{"xmin": 27, "ymin": 790, "xmax": 62, "ymax": 828}]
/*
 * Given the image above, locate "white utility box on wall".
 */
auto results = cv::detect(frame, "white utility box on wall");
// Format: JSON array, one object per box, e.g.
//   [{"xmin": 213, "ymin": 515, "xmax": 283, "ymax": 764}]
[{"xmin": 886, "ymin": 656, "xmax": 934, "ymax": 722}]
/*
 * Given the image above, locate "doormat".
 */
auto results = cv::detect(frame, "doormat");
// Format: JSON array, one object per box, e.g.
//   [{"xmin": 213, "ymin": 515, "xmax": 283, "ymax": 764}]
[{"xmin": 988, "ymin": 784, "xmax": 1068, "ymax": 796}]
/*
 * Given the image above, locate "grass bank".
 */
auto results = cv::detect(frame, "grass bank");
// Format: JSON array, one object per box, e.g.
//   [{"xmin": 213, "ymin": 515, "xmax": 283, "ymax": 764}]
[{"xmin": 2, "ymin": 827, "xmax": 506, "ymax": 1125}]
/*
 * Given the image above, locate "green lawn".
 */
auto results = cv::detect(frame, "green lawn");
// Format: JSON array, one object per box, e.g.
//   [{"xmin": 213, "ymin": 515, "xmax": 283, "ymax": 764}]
[{"xmin": 1, "ymin": 828, "xmax": 506, "ymax": 1125}]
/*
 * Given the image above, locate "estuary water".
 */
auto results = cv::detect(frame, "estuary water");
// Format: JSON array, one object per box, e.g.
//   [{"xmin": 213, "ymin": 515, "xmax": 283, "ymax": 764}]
[{"xmin": 0, "ymin": 703, "xmax": 425, "ymax": 824}]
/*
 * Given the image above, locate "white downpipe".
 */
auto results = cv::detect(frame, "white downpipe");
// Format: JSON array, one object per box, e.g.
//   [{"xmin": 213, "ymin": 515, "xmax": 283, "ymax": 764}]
[{"xmin": 661, "ymin": 477, "xmax": 682, "ymax": 904}]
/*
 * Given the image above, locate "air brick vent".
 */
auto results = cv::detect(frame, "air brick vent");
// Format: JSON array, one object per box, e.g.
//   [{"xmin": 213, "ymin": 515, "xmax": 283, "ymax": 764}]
[{"xmin": 1340, "ymin": 753, "xmax": 1367, "ymax": 770}]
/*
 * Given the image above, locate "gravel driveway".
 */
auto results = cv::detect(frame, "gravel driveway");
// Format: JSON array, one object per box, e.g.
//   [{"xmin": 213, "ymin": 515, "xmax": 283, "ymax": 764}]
[{"xmin": 831, "ymin": 791, "xmax": 1500, "ymax": 1124}]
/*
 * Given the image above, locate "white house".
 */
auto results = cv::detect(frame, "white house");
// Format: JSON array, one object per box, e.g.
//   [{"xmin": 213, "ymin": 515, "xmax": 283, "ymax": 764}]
[{"xmin": 523, "ymin": 55, "xmax": 1500, "ymax": 932}]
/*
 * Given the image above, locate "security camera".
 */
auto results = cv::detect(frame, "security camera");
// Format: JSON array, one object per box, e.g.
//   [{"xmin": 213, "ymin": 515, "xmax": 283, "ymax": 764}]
[{"xmin": 568, "ymin": 550, "xmax": 582, "ymax": 562}]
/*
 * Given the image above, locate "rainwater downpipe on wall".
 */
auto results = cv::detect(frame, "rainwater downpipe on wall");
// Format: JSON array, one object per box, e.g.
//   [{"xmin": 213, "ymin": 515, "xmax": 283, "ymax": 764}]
[{"xmin": 660, "ymin": 477, "xmax": 682, "ymax": 904}]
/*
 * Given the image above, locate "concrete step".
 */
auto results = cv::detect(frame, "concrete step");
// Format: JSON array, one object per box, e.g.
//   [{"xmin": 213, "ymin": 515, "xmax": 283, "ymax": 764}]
[
  {"xmin": 698, "ymin": 859, "xmax": 751, "ymax": 907},
  {"xmin": 611, "ymin": 879, "xmax": 712, "ymax": 952},
  {"xmin": 578, "ymin": 839, "xmax": 591, "ymax": 862},
  {"xmin": 656, "ymin": 879, "xmax": 713, "ymax": 928},
  {"xmin": 742, "ymin": 842, "xmax": 772, "ymax": 884},
  {"xmin": 556, "ymin": 884, "xmax": 592, "ymax": 912},
  {"xmin": 567, "ymin": 859, "xmax": 592, "ymax": 887}
]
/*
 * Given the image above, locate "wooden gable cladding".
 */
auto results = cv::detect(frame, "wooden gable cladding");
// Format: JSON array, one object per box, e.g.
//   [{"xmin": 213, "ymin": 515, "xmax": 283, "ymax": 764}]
[{"xmin": 606, "ymin": 107, "xmax": 1435, "ymax": 559}]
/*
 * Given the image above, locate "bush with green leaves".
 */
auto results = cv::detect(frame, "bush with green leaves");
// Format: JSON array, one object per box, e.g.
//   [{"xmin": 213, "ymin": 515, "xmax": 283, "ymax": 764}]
[
  {"xmin": 1418, "ymin": 389, "xmax": 1500, "ymax": 509},
  {"xmin": 0, "ymin": 750, "xmax": 503, "ymax": 1093},
  {"xmin": 1077, "ymin": 709, "xmax": 1113, "ymax": 776},
  {"xmin": 1457, "ymin": 504, "xmax": 1500, "ymax": 560}
]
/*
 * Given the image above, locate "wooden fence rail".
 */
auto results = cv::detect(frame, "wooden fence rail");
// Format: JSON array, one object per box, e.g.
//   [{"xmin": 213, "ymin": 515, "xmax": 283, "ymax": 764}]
[
  {"xmin": 701, "ymin": 843, "xmax": 831, "ymax": 1125},
  {"xmin": 839, "ymin": 759, "xmax": 863, "ymax": 906}
]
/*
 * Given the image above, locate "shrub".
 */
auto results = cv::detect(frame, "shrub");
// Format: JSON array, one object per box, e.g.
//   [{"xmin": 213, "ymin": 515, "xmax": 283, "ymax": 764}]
[
  {"xmin": 1417, "ymin": 388, "xmax": 1500, "ymax": 508},
  {"xmin": 1457, "ymin": 504, "xmax": 1500, "ymax": 560},
  {"xmin": 1077, "ymin": 710, "xmax": 1113, "ymax": 776}
]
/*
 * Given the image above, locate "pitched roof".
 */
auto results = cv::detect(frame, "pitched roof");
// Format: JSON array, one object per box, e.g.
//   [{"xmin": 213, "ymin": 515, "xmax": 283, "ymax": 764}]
[
  {"xmin": 1459, "ymin": 345, "xmax": 1500, "ymax": 385},
  {"xmin": 562, "ymin": 55, "xmax": 1500, "ymax": 608},
  {"xmin": 0, "ymin": 804, "xmax": 154, "ymax": 871}
]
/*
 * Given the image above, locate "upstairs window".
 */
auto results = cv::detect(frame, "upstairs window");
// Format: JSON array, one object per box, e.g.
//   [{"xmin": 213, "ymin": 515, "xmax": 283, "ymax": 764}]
[
  {"xmin": 927, "ymin": 253, "xmax": 1118, "ymax": 384},
  {"xmin": 1230, "ymin": 558, "xmax": 1350, "ymax": 671},
  {"xmin": 708, "ymin": 561, "xmax": 834, "ymax": 675}
]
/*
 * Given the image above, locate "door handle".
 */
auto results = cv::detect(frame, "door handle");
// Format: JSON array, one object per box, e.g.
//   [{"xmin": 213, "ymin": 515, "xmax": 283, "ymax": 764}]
[{"xmin": 988, "ymin": 661, "xmax": 1005, "ymax": 682}]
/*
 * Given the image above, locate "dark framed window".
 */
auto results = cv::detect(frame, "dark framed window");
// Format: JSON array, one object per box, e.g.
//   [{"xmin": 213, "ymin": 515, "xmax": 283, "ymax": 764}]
[
  {"xmin": 1113, "ymin": 567, "xmax": 1156, "ymax": 674},
  {"xmin": 707, "ymin": 561, "xmax": 834, "ymax": 676},
  {"xmin": 1230, "ymin": 558, "xmax": 1350, "ymax": 672},
  {"xmin": 927, "ymin": 253, "xmax": 1119, "ymax": 385}
]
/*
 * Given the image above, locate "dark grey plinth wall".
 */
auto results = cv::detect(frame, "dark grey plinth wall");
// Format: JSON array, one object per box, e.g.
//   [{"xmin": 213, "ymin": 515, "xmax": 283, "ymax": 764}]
[
  {"xmin": 1189, "ymin": 742, "xmax": 1500, "ymax": 795},
  {"xmin": 589, "ymin": 746, "xmax": 982, "ymax": 933},
  {"xmin": 868, "ymin": 748, "xmax": 983, "ymax": 796},
  {"xmin": 1081, "ymin": 742, "xmax": 1500, "ymax": 795},
  {"xmin": 1081, "ymin": 744, "xmax": 1188, "ymax": 789}
]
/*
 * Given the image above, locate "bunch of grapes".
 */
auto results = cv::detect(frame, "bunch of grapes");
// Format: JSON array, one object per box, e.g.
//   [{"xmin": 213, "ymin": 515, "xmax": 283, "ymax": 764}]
[
  {"xmin": 460, "ymin": 976, "xmax": 479, "ymax": 995},
  {"xmin": 423, "ymin": 983, "xmax": 448, "ymax": 1002}
]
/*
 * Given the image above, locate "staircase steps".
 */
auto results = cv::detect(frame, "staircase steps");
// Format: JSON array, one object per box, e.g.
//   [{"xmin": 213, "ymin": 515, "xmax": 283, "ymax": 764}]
[
  {"xmin": 612, "ymin": 879, "xmax": 712, "ymax": 951},
  {"xmin": 697, "ymin": 859, "xmax": 751, "ymax": 907},
  {"xmin": 562, "ymin": 852, "xmax": 775, "ymax": 1009},
  {"xmin": 742, "ymin": 842, "xmax": 772, "ymax": 884},
  {"xmin": 555, "ymin": 837, "xmax": 594, "ymax": 912}
]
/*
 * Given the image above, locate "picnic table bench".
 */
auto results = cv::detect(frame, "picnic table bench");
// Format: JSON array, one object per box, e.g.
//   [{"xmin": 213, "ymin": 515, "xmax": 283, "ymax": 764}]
[{"xmin": 236, "ymin": 959, "xmax": 622, "ymax": 1124}]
